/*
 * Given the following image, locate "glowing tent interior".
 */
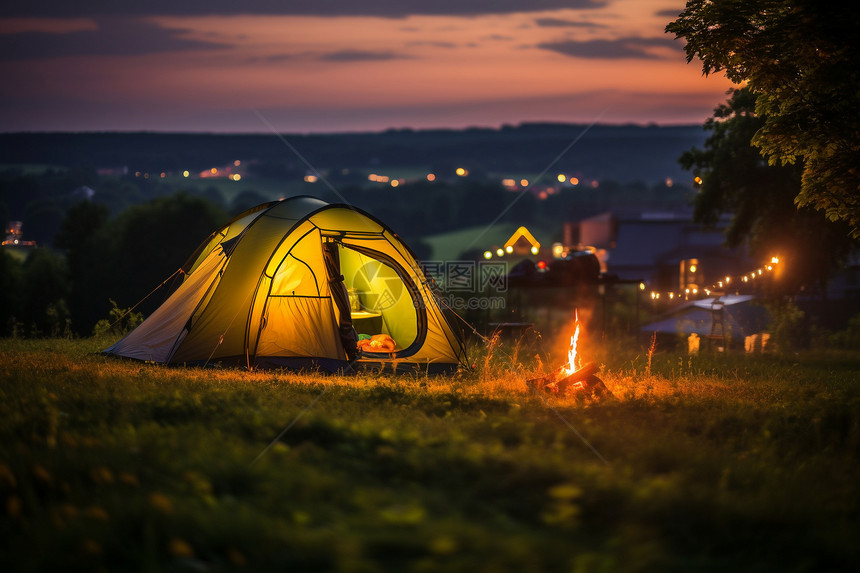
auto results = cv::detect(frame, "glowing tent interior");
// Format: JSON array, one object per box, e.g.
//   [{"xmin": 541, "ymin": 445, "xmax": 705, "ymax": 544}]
[{"xmin": 104, "ymin": 196, "xmax": 468, "ymax": 373}]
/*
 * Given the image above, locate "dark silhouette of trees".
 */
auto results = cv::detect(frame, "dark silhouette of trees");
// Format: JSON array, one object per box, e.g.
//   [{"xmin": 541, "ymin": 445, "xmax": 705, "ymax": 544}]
[
  {"xmin": 679, "ymin": 87, "xmax": 855, "ymax": 295},
  {"xmin": 667, "ymin": 0, "xmax": 860, "ymax": 237},
  {"xmin": 55, "ymin": 194, "xmax": 227, "ymax": 335}
]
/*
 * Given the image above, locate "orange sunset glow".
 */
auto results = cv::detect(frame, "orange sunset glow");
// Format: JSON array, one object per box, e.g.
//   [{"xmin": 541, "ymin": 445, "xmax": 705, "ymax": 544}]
[{"xmin": 0, "ymin": 1, "xmax": 735, "ymax": 133}]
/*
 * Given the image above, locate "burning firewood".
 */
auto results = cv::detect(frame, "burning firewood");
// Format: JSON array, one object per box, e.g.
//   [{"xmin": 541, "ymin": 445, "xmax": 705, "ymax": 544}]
[
  {"xmin": 527, "ymin": 361, "xmax": 609, "ymax": 397},
  {"xmin": 526, "ymin": 312, "xmax": 611, "ymax": 398}
]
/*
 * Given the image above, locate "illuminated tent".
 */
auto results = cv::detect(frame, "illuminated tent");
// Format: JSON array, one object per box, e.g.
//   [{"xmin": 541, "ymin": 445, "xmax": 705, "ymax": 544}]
[{"xmin": 104, "ymin": 196, "xmax": 468, "ymax": 373}]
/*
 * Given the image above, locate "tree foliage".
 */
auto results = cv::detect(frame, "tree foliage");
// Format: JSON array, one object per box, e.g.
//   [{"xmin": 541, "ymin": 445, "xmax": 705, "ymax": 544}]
[
  {"xmin": 54, "ymin": 194, "xmax": 227, "ymax": 335},
  {"xmin": 667, "ymin": 0, "xmax": 860, "ymax": 238},
  {"xmin": 680, "ymin": 87, "xmax": 855, "ymax": 294}
]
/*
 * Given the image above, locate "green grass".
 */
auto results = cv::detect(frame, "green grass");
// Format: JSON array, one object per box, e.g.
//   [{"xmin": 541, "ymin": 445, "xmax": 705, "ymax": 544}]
[{"xmin": 1, "ymin": 336, "xmax": 858, "ymax": 572}]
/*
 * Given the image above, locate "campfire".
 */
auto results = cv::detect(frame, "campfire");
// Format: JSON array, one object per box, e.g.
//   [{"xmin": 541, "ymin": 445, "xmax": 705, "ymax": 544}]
[{"xmin": 527, "ymin": 312, "xmax": 610, "ymax": 398}]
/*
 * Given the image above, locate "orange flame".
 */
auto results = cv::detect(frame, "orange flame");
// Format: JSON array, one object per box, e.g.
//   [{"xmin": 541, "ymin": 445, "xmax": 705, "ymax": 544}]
[{"xmin": 563, "ymin": 311, "xmax": 582, "ymax": 376}]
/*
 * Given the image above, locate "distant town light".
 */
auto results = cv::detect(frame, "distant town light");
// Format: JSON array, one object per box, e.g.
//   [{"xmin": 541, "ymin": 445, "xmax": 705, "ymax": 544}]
[
  {"xmin": 570, "ymin": 177, "xmax": 579, "ymax": 186},
  {"xmin": 232, "ymin": 174, "xmax": 241, "ymax": 181},
  {"xmin": 639, "ymin": 282, "xmax": 646, "ymax": 291},
  {"xmin": 456, "ymin": 167, "xmax": 468, "ymax": 176},
  {"xmin": 771, "ymin": 256, "xmax": 779, "ymax": 264},
  {"xmin": 520, "ymin": 179, "xmax": 529, "ymax": 187},
  {"xmin": 234, "ymin": 160, "xmax": 241, "ymax": 167},
  {"xmin": 390, "ymin": 179, "xmax": 399, "ymax": 188},
  {"xmin": 557, "ymin": 174, "xmax": 566, "ymax": 183},
  {"xmin": 210, "ymin": 167, "xmax": 218, "ymax": 175},
  {"xmin": 694, "ymin": 176, "xmax": 702, "ymax": 185},
  {"xmin": 183, "ymin": 170, "xmax": 190, "ymax": 178},
  {"xmin": 426, "ymin": 173, "xmax": 436, "ymax": 182},
  {"xmin": 665, "ymin": 177, "xmax": 673, "ymax": 187},
  {"xmin": 304, "ymin": 175, "xmax": 318, "ymax": 183}
]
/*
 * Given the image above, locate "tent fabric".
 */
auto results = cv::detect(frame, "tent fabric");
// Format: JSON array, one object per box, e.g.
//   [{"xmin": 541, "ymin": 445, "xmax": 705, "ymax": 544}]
[{"xmin": 104, "ymin": 196, "xmax": 468, "ymax": 373}]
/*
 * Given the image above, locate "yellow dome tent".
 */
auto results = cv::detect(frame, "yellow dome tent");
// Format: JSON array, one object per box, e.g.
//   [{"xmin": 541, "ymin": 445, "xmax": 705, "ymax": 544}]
[{"xmin": 104, "ymin": 196, "xmax": 468, "ymax": 373}]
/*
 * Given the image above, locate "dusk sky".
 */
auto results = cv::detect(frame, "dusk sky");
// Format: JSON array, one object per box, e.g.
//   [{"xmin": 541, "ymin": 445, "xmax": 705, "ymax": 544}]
[{"xmin": 1, "ymin": 1, "xmax": 736, "ymax": 134}]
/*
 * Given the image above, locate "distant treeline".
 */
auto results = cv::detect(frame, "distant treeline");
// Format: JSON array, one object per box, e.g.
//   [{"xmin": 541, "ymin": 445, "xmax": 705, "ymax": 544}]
[{"xmin": 0, "ymin": 123, "xmax": 705, "ymax": 184}]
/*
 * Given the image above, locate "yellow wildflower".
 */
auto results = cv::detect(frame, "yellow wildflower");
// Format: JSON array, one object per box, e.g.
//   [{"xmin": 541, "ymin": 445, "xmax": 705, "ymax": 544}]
[
  {"xmin": 168, "ymin": 538, "xmax": 195, "ymax": 558},
  {"xmin": 148, "ymin": 492, "xmax": 173, "ymax": 514}
]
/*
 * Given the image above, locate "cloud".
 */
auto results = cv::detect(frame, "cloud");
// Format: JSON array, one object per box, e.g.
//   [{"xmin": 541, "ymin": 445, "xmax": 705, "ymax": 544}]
[
  {"xmin": 0, "ymin": 17, "xmax": 230, "ymax": 60},
  {"xmin": 534, "ymin": 17, "xmax": 606, "ymax": 29},
  {"xmin": 405, "ymin": 41, "xmax": 459, "ymax": 49},
  {"xmin": 656, "ymin": 8, "xmax": 685, "ymax": 19},
  {"xmin": 4, "ymin": 1, "xmax": 607, "ymax": 18},
  {"xmin": 538, "ymin": 37, "xmax": 681, "ymax": 60},
  {"xmin": 320, "ymin": 50, "xmax": 410, "ymax": 62}
]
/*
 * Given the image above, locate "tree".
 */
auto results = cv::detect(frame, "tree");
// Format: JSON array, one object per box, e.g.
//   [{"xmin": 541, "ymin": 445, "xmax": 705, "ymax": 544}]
[
  {"xmin": 55, "ymin": 201, "xmax": 111, "ymax": 334},
  {"xmin": 21, "ymin": 249, "xmax": 70, "ymax": 336},
  {"xmin": 667, "ymin": 0, "xmax": 860, "ymax": 238},
  {"xmin": 55, "ymin": 195, "xmax": 227, "ymax": 335},
  {"xmin": 679, "ymin": 87, "xmax": 855, "ymax": 294},
  {"xmin": 0, "ymin": 248, "xmax": 24, "ymax": 335}
]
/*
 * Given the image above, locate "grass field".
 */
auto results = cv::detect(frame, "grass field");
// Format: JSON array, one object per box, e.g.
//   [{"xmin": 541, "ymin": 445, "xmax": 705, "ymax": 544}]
[{"xmin": 1, "ymin": 335, "xmax": 858, "ymax": 572}]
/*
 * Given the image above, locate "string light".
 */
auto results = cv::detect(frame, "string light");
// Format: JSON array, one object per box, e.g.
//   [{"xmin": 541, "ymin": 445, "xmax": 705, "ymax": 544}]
[{"xmin": 645, "ymin": 256, "xmax": 781, "ymax": 302}]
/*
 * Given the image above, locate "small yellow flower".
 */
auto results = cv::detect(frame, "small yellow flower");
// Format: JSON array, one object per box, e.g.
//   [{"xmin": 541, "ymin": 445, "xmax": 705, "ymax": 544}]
[
  {"xmin": 227, "ymin": 547, "xmax": 246, "ymax": 566},
  {"xmin": 82, "ymin": 539, "xmax": 102, "ymax": 555},
  {"xmin": 168, "ymin": 538, "xmax": 195, "ymax": 558},
  {"xmin": 0, "ymin": 464, "xmax": 17, "ymax": 488},
  {"xmin": 32, "ymin": 464, "xmax": 52, "ymax": 484},
  {"xmin": 60, "ymin": 503, "xmax": 79, "ymax": 518},
  {"xmin": 429, "ymin": 535, "xmax": 457, "ymax": 555},
  {"xmin": 7, "ymin": 495, "xmax": 22, "ymax": 519},
  {"xmin": 85, "ymin": 506, "xmax": 110, "ymax": 521},
  {"xmin": 90, "ymin": 466, "xmax": 114, "ymax": 484},
  {"xmin": 148, "ymin": 492, "xmax": 173, "ymax": 514}
]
